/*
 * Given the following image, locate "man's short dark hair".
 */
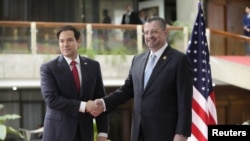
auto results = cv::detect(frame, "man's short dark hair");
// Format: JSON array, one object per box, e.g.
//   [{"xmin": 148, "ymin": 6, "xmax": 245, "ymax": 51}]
[
  {"xmin": 145, "ymin": 16, "xmax": 167, "ymax": 30},
  {"xmin": 56, "ymin": 25, "xmax": 81, "ymax": 40}
]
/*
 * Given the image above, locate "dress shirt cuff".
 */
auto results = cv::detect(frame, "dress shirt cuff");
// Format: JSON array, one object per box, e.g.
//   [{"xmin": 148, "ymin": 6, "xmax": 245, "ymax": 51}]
[
  {"xmin": 98, "ymin": 132, "xmax": 108, "ymax": 137},
  {"xmin": 100, "ymin": 99, "xmax": 106, "ymax": 112},
  {"xmin": 79, "ymin": 101, "xmax": 86, "ymax": 113}
]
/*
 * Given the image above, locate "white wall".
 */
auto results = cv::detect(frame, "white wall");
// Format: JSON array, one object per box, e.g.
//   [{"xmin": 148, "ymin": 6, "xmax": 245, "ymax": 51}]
[
  {"xmin": 176, "ymin": 0, "xmax": 199, "ymax": 27},
  {"xmin": 0, "ymin": 54, "xmax": 133, "ymax": 80}
]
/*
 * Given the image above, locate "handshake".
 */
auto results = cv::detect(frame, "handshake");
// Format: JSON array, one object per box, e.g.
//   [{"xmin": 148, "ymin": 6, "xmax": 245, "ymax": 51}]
[{"xmin": 86, "ymin": 99, "xmax": 105, "ymax": 117}]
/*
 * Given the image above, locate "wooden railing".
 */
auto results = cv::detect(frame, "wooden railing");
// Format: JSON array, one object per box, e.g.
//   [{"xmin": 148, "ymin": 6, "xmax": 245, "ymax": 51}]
[
  {"xmin": 1, "ymin": 21, "xmax": 250, "ymax": 55},
  {"xmin": 210, "ymin": 29, "xmax": 250, "ymax": 42},
  {"xmin": 0, "ymin": 21, "xmax": 188, "ymax": 55},
  {"xmin": 208, "ymin": 29, "xmax": 250, "ymax": 55}
]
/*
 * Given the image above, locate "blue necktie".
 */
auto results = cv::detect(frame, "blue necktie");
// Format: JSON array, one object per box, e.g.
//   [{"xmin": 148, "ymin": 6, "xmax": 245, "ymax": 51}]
[{"xmin": 144, "ymin": 54, "xmax": 156, "ymax": 88}]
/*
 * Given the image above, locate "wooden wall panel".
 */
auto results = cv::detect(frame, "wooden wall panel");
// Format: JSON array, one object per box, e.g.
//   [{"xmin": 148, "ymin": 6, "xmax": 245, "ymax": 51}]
[
  {"xmin": 214, "ymin": 85, "xmax": 250, "ymax": 124},
  {"xmin": 216, "ymin": 100, "xmax": 229, "ymax": 124},
  {"xmin": 207, "ymin": 2, "xmax": 226, "ymax": 55},
  {"xmin": 226, "ymin": 0, "xmax": 248, "ymax": 55}
]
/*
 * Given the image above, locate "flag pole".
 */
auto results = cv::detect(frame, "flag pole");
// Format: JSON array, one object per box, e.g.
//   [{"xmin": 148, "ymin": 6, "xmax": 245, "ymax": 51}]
[
  {"xmin": 198, "ymin": 0, "xmax": 204, "ymax": 17},
  {"xmin": 199, "ymin": 0, "xmax": 204, "ymax": 7}
]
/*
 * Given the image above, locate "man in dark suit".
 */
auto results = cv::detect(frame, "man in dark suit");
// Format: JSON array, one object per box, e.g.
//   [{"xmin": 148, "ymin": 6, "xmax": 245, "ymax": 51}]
[
  {"xmin": 40, "ymin": 25, "xmax": 108, "ymax": 141},
  {"xmin": 121, "ymin": 4, "xmax": 140, "ymax": 25},
  {"xmin": 121, "ymin": 4, "xmax": 141, "ymax": 53},
  {"xmin": 90, "ymin": 16, "xmax": 193, "ymax": 141}
]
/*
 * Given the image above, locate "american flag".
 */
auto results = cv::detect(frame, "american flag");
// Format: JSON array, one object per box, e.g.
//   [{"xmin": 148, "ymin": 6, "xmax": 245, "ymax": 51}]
[{"xmin": 186, "ymin": 2, "xmax": 218, "ymax": 141}]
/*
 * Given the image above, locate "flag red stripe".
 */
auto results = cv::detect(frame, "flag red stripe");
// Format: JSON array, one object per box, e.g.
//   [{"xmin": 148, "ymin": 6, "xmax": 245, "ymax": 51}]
[
  {"xmin": 208, "ymin": 112, "xmax": 217, "ymax": 124},
  {"xmin": 192, "ymin": 98, "xmax": 208, "ymax": 124},
  {"xmin": 191, "ymin": 123, "xmax": 207, "ymax": 141}
]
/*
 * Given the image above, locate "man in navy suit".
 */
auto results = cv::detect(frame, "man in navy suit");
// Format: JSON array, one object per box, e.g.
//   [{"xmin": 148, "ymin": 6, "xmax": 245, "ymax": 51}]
[
  {"xmin": 40, "ymin": 25, "xmax": 108, "ymax": 141},
  {"xmin": 90, "ymin": 16, "xmax": 193, "ymax": 141}
]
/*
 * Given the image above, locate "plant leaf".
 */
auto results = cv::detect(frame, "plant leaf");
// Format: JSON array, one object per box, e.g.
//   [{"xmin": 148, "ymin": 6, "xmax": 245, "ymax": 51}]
[
  {"xmin": 0, "ymin": 114, "xmax": 21, "ymax": 121},
  {"xmin": 0, "ymin": 104, "xmax": 3, "ymax": 110},
  {"xmin": 0, "ymin": 124, "xmax": 7, "ymax": 140},
  {"xmin": 7, "ymin": 126, "xmax": 24, "ymax": 139}
]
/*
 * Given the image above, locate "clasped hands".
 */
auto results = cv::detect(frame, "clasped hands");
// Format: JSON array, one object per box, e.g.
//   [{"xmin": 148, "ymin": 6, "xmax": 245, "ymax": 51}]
[{"xmin": 86, "ymin": 99, "xmax": 104, "ymax": 117}]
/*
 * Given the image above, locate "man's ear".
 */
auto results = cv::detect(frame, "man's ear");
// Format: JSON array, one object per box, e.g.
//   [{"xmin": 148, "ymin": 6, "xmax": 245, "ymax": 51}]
[
  {"xmin": 76, "ymin": 39, "xmax": 82, "ymax": 48},
  {"xmin": 164, "ymin": 29, "xmax": 168, "ymax": 37}
]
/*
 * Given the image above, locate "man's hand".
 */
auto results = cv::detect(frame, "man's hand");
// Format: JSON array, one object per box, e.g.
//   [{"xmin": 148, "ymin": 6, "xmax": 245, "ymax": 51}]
[
  {"xmin": 86, "ymin": 100, "xmax": 97, "ymax": 113},
  {"xmin": 92, "ymin": 99, "xmax": 105, "ymax": 117},
  {"xmin": 173, "ymin": 134, "xmax": 188, "ymax": 141},
  {"xmin": 96, "ymin": 136, "xmax": 107, "ymax": 141},
  {"xmin": 86, "ymin": 99, "xmax": 104, "ymax": 117}
]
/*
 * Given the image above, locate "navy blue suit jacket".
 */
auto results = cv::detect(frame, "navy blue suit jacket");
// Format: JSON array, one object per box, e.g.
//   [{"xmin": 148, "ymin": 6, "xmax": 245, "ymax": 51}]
[
  {"xmin": 104, "ymin": 46, "xmax": 193, "ymax": 141},
  {"xmin": 40, "ymin": 55, "xmax": 108, "ymax": 141}
]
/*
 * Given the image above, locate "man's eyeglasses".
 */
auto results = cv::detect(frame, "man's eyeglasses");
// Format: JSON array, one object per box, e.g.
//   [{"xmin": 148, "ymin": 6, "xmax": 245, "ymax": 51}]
[{"xmin": 143, "ymin": 30, "xmax": 163, "ymax": 36}]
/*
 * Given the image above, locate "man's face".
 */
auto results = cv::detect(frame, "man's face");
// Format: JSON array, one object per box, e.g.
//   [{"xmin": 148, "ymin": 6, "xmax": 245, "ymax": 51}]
[
  {"xmin": 245, "ymin": 7, "xmax": 250, "ymax": 13},
  {"xmin": 58, "ymin": 30, "xmax": 80, "ymax": 60},
  {"xmin": 143, "ymin": 21, "xmax": 167, "ymax": 52}
]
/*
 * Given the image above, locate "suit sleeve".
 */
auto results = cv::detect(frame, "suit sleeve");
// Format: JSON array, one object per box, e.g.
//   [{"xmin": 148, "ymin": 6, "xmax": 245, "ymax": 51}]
[
  {"xmin": 175, "ymin": 55, "xmax": 193, "ymax": 137},
  {"xmin": 103, "ymin": 57, "xmax": 135, "ymax": 113},
  {"xmin": 40, "ymin": 63, "xmax": 80, "ymax": 116},
  {"xmin": 94, "ymin": 63, "xmax": 109, "ymax": 133}
]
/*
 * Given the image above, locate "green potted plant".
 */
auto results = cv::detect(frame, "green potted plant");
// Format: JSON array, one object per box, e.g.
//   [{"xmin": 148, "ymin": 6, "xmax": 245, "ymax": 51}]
[
  {"xmin": 78, "ymin": 45, "xmax": 129, "ymax": 66},
  {"xmin": 167, "ymin": 20, "xmax": 191, "ymax": 52},
  {"xmin": 0, "ymin": 104, "xmax": 24, "ymax": 140}
]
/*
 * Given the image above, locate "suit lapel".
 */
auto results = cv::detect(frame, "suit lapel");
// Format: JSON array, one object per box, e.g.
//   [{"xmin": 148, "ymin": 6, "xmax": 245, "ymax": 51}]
[
  {"xmin": 79, "ymin": 57, "xmax": 88, "ymax": 97},
  {"xmin": 58, "ymin": 55, "xmax": 72, "ymax": 78},
  {"xmin": 58, "ymin": 55, "xmax": 77, "ymax": 94},
  {"xmin": 140, "ymin": 51, "xmax": 150, "ymax": 90}
]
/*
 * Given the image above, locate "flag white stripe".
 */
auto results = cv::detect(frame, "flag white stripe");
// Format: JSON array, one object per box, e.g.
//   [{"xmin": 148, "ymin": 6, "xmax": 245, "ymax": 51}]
[
  {"xmin": 208, "ymin": 96, "xmax": 218, "ymax": 123},
  {"xmin": 188, "ymin": 134, "xmax": 198, "ymax": 141}
]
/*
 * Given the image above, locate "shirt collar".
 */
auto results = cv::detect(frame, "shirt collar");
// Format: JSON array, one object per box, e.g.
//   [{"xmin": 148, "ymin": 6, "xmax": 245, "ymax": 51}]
[
  {"xmin": 149, "ymin": 42, "xmax": 168, "ymax": 59},
  {"xmin": 64, "ymin": 55, "xmax": 80, "ymax": 66},
  {"xmin": 127, "ymin": 11, "xmax": 132, "ymax": 15}
]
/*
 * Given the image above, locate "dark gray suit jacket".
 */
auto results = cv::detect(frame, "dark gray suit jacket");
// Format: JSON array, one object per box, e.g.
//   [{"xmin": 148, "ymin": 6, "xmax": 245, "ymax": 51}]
[
  {"xmin": 104, "ymin": 46, "xmax": 193, "ymax": 141},
  {"xmin": 40, "ymin": 55, "xmax": 108, "ymax": 141}
]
